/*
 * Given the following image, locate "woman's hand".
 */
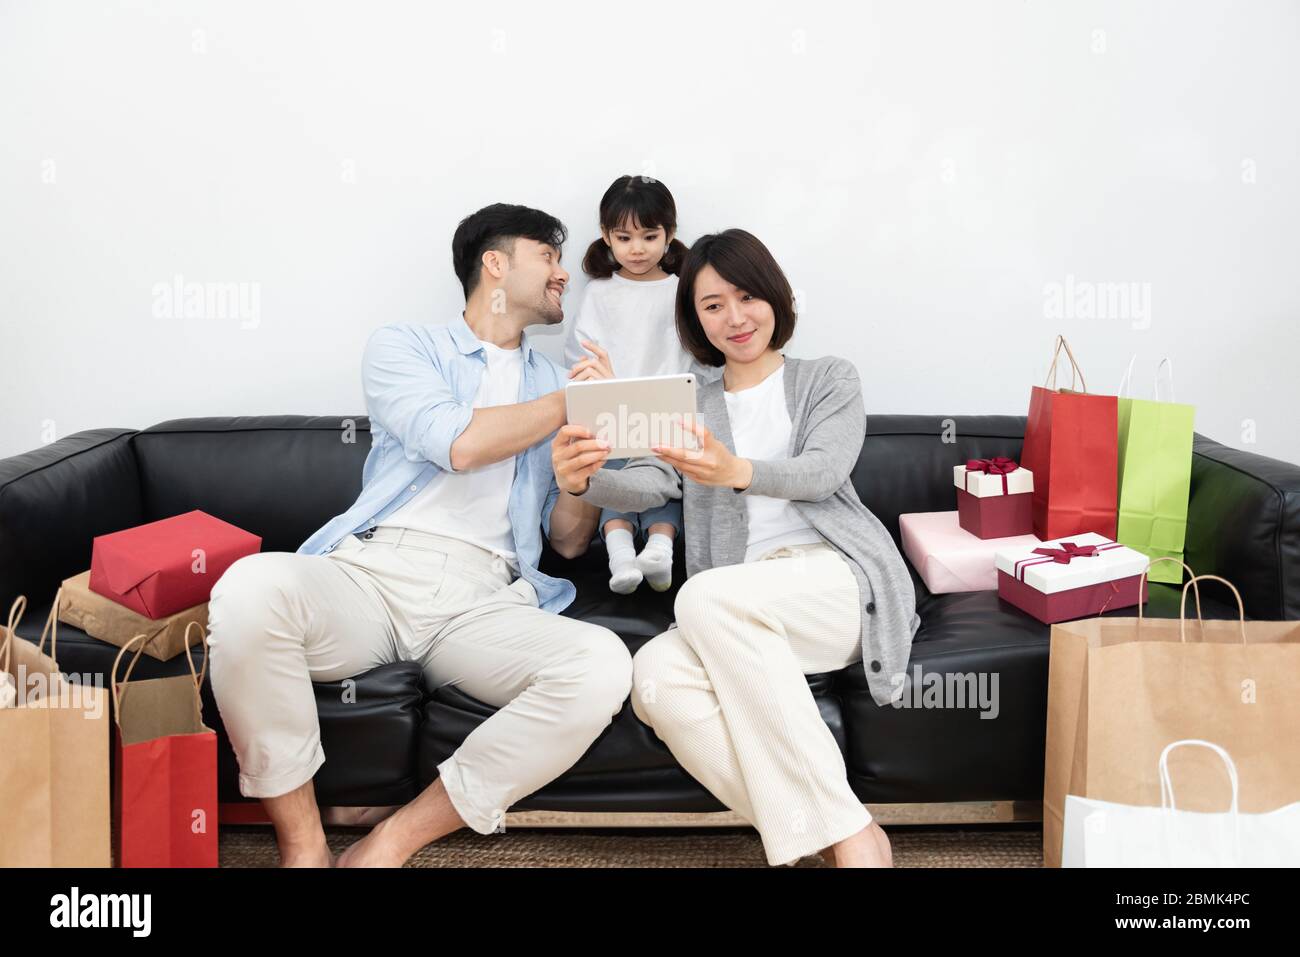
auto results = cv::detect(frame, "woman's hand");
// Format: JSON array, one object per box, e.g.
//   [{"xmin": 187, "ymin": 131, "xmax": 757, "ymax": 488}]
[
  {"xmin": 568, "ymin": 340, "xmax": 615, "ymax": 381},
  {"xmin": 551, "ymin": 424, "xmax": 611, "ymax": 494},
  {"xmin": 652, "ymin": 419, "xmax": 754, "ymax": 490}
]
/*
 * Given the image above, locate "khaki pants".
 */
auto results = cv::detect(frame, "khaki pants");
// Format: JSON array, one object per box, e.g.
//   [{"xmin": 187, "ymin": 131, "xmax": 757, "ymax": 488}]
[
  {"xmin": 207, "ymin": 526, "xmax": 633, "ymax": 834},
  {"xmin": 632, "ymin": 541, "xmax": 872, "ymax": 866}
]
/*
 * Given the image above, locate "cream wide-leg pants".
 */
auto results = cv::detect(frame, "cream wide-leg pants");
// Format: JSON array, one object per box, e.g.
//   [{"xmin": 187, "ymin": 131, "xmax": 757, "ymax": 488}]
[
  {"xmin": 206, "ymin": 526, "xmax": 633, "ymax": 835},
  {"xmin": 631, "ymin": 541, "xmax": 873, "ymax": 866}
]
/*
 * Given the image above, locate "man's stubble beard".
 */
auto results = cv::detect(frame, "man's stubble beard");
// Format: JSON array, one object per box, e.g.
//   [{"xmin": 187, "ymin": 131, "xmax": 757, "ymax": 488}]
[{"xmin": 533, "ymin": 289, "xmax": 564, "ymax": 326}]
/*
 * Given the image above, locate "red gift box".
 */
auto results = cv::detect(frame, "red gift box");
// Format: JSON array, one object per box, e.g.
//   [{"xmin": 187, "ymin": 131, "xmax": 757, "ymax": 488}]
[
  {"xmin": 997, "ymin": 569, "xmax": 1147, "ymax": 624},
  {"xmin": 957, "ymin": 487, "xmax": 1034, "ymax": 539},
  {"xmin": 90, "ymin": 510, "xmax": 261, "ymax": 619},
  {"xmin": 994, "ymin": 533, "xmax": 1150, "ymax": 624}
]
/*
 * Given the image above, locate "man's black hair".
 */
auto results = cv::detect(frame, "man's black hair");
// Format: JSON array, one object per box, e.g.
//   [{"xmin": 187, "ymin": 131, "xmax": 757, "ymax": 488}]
[{"xmin": 451, "ymin": 203, "xmax": 568, "ymax": 298}]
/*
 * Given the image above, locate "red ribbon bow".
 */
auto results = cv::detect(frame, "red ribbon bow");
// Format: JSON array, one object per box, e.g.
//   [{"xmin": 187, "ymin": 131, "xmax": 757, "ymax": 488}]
[
  {"xmin": 1013, "ymin": 539, "xmax": 1123, "ymax": 581},
  {"xmin": 1030, "ymin": 541, "xmax": 1099, "ymax": 564},
  {"xmin": 965, "ymin": 456, "xmax": 1020, "ymax": 495}
]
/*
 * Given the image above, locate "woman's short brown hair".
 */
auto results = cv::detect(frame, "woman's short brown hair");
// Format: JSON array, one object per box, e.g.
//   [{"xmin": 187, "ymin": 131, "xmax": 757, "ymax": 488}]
[{"xmin": 675, "ymin": 229, "xmax": 798, "ymax": 367}]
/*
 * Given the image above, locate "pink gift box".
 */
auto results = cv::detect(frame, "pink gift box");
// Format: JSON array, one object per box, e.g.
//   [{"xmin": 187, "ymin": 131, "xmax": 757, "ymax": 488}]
[{"xmin": 899, "ymin": 511, "xmax": 1042, "ymax": 594}]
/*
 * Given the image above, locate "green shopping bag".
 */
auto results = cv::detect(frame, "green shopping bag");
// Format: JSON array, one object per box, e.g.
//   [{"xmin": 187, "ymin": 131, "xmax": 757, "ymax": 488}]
[{"xmin": 1115, "ymin": 358, "xmax": 1195, "ymax": 584}]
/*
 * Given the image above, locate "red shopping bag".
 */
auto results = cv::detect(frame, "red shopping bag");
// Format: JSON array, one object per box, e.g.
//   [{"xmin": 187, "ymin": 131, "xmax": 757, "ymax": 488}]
[
  {"xmin": 1020, "ymin": 336, "xmax": 1118, "ymax": 540},
  {"xmin": 112, "ymin": 622, "xmax": 218, "ymax": 867}
]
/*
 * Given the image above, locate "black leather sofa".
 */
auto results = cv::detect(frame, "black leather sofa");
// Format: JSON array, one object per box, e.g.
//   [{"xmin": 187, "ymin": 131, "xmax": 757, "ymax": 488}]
[{"xmin": 2, "ymin": 414, "xmax": 1297, "ymax": 814}]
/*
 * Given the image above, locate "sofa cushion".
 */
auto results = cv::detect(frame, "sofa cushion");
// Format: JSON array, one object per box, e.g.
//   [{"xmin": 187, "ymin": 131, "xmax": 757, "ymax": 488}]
[
  {"xmin": 415, "ymin": 681, "xmax": 847, "ymax": 813},
  {"xmin": 836, "ymin": 579, "xmax": 1247, "ymax": 804}
]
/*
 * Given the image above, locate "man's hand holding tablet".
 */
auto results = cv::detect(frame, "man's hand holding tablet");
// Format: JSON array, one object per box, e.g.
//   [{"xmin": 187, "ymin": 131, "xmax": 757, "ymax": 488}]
[{"xmin": 552, "ymin": 424, "xmax": 611, "ymax": 495}]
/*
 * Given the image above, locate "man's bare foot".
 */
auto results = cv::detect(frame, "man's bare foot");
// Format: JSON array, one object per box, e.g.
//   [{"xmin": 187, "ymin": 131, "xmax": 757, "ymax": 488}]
[
  {"xmin": 831, "ymin": 820, "xmax": 893, "ymax": 868},
  {"xmin": 279, "ymin": 839, "xmax": 334, "ymax": 868},
  {"xmin": 336, "ymin": 818, "xmax": 413, "ymax": 868}
]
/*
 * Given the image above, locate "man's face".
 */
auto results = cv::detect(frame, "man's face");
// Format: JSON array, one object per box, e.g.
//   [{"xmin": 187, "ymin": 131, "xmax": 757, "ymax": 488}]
[{"xmin": 501, "ymin": 237, "xmax": 568, "ymax": 326}]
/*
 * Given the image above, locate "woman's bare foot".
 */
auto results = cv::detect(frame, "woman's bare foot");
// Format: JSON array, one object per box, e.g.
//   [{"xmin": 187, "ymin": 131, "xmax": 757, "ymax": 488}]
[{"xmin": 830, "ymin": 820, "xmax": 893, "ymax": 868}]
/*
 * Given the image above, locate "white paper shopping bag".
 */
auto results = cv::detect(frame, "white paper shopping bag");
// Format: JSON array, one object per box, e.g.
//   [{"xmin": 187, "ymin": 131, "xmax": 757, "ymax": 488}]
[{"xmin": 1063, "ymin": 739, "xmax": 1300, "ymax": 867}]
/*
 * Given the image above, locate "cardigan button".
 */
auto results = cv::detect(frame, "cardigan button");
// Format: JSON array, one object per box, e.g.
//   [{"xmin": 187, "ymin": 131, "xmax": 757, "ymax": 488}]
[
  {"xmin": 866, "ymin": 601, "xmax": 876, "ymax": 614},
  {"xmin": 870, "ymin": 659, "xmax": 881, "ymax": 673}
]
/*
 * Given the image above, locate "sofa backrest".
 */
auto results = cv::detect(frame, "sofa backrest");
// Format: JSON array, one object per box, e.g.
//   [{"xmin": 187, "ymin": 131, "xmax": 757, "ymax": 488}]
[
  {"xmin": 130, "ymin": 414, "xmax": 1031, "ymax": 554},
  {"xmin": 855, "ymin": 414, "xmax": 1027, "ymax": 544},
  {"xmin": 8, "ymin": 413, "xmax": 1298, "ymax": 621},
  {"xmin": 132, "ymin": 416, "xmax": 371, "ymax": 554}
]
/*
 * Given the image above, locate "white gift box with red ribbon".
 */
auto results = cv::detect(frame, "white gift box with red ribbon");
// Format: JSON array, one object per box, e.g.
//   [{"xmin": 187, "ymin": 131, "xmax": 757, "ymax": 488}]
[
  {"xmin": 953, "ymin": 459, "xmax": 1034, "ymax": 498},
  {"xmin": 993, "ymin": 532, "xmax": 1149, "ymax": 594}
]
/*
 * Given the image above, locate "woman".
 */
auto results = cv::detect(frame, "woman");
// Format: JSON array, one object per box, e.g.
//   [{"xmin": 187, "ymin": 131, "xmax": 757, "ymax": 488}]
[{"xmin": 551, "ymin": 229, "xmax": 920, "ymax": 867}]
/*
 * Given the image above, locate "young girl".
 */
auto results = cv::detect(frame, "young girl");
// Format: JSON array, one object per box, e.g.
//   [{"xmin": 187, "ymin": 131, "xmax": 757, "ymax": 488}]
[{"xmin": 564, "ymin": 175, "xmax": 703, "ymax": 594}]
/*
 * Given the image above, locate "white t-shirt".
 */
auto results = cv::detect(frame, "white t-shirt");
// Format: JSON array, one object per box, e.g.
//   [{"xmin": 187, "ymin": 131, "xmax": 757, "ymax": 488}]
[
  {"xmin": 724, "ymin": 361, "xmax": 826, "ymax": 563},
  {"xmin": 379, "ymin": 339, "xmax": 523, "ymax": 567},
  {"xmin": 564, "ymin": 272, "xmax": 703, "ymax": 379}
]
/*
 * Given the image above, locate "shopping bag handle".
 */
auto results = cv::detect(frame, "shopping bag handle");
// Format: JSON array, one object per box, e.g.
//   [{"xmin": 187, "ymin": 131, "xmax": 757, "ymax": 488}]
[
  {"xmin": 1154, "ymin": 357, "xmax": 1176, "ymax": 403},
  {"xmin": 2, "ymin": 594, "xmax": 27, "ymax": 678},
  {"xmin": 36, "ymin": 585, "xmax": 63, "ymax": 667},
  {"xmin": 1044, "ymin": 334, "xmax": 1089, "ymax": 393},
  {"xmin": 1118, "ymin": 356, "xmax": 1176, "ymax": 403},
  {"xmin": 182, "ymin": 620, "xmax": 209, "ymax": 695},
  {"xmin": 1159, "ymin": 739, "xmax": 1242, "ymax": 865},
  {"xmin": 1136, "ymin": 559, "xmax": 1201, "ymax": 628},
  {"xmin": 111, "ymin": 622, "xmax": 208, "ymax": 727},
  {"xmin": 1179, "ymin": 574, "xmax": 1247, "ymax": 645},
  {"xmin": 1118, "ymin": 354, "xmax": 1137, "ymax": 399},
  {"xmin": 1159, "ymin": 739, "xmax": 1240, "ymax": 814}
]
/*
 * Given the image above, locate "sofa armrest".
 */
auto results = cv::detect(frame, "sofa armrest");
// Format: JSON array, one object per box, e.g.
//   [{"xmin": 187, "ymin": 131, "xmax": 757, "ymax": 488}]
[
  {"xmin": 0, "ymin": 429, "xmax": 143, "ymax": 611},
  {"xmin": 1184, "ymin": 433, "xmax": 1300, "ymax": 619}
]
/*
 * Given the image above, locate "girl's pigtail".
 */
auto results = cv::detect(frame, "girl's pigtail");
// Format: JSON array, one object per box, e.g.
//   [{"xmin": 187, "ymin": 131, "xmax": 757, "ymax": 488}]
[
  {"xmin": 582, "ymin": 237, "xmax": 618, "ymax": 279},
  {"xmin": 661, "ymin": 237, "xmax": 690, "ymax": 276}
]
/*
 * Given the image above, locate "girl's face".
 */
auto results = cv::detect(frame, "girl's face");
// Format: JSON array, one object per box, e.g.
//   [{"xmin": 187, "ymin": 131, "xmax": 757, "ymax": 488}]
[
  {"xmin": 692, "ymin": 264, "xmax": 776, "ymax": 364},
  {"xmin": 602, "ymin": 218, "xmax": 672, "ymax": 278}
]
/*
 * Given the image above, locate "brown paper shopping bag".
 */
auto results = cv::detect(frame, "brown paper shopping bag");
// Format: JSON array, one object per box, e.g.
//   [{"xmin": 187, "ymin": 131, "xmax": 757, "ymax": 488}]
[
  {"xmin": 0, "ymin": 591, "xmax": 112, "ymax": 867},
  {"xmin": 57, "ymin": 569, "xmax": 208, "ymax": 661},
  {"xmin": 1043, "ymin": 561, "xmax": 1300, "ymax": 866}
]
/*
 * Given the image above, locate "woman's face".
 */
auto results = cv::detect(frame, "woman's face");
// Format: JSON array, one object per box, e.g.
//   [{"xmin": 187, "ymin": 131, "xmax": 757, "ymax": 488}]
[
  {"xmin": 692, "ymin": 264, "xmax": 776, "ymax": 363},
  {"xmin": 603, "ymin": 217, "xmax": 671, "ymax": 277}
]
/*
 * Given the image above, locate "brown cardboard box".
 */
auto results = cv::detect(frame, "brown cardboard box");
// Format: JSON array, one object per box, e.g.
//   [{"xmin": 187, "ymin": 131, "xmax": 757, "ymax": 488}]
[{"xmin": 57, "ymin": 570, "xmax": 207, "ymax": 661}]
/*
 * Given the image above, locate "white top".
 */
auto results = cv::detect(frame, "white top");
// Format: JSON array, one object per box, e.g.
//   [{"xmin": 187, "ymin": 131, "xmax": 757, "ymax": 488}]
[
  {"xmin": 724, "ymin": 361, "xmax": 826, "ymax": 562},
  {"xmin": 379, "ymin": 339, "xmax": 523, "ymax": 567},
  {"xmin": 564, "ymin": 272, "xmax": 701, "ymax": 379}
]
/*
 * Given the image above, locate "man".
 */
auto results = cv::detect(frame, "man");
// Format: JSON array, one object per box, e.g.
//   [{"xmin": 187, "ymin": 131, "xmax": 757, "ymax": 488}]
[{"xmin": 207, "ymin": 203, "xmax": 621, "ymax": 867}]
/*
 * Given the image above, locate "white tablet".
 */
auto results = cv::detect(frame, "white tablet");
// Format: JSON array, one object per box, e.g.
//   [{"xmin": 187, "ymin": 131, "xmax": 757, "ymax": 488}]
[{"xmin": 565, "ymin": 373, "xmax": 700, "ymax": 458}]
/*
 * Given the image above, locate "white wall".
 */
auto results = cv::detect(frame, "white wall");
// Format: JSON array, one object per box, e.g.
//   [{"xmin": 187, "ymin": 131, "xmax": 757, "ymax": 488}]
[{"xmin": 3, "ymin": 0, "xmax": 1298, "ymax": 465}]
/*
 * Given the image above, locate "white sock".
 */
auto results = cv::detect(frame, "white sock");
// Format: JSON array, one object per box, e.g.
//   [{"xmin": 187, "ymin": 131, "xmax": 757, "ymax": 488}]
[
  {"xmin": 636, "ymin": 532, "xmax": 675, "ymax": 592},
  {"xmin": 606, "ymin": 527, "xmax": 643, "ymax": 594}
]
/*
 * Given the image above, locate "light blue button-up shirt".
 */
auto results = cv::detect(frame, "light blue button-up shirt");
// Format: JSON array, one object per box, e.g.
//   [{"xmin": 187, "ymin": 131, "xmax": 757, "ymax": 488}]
[{"xmin": 297, "ymin": 313, "xmax": 575, "ymax": 614}]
